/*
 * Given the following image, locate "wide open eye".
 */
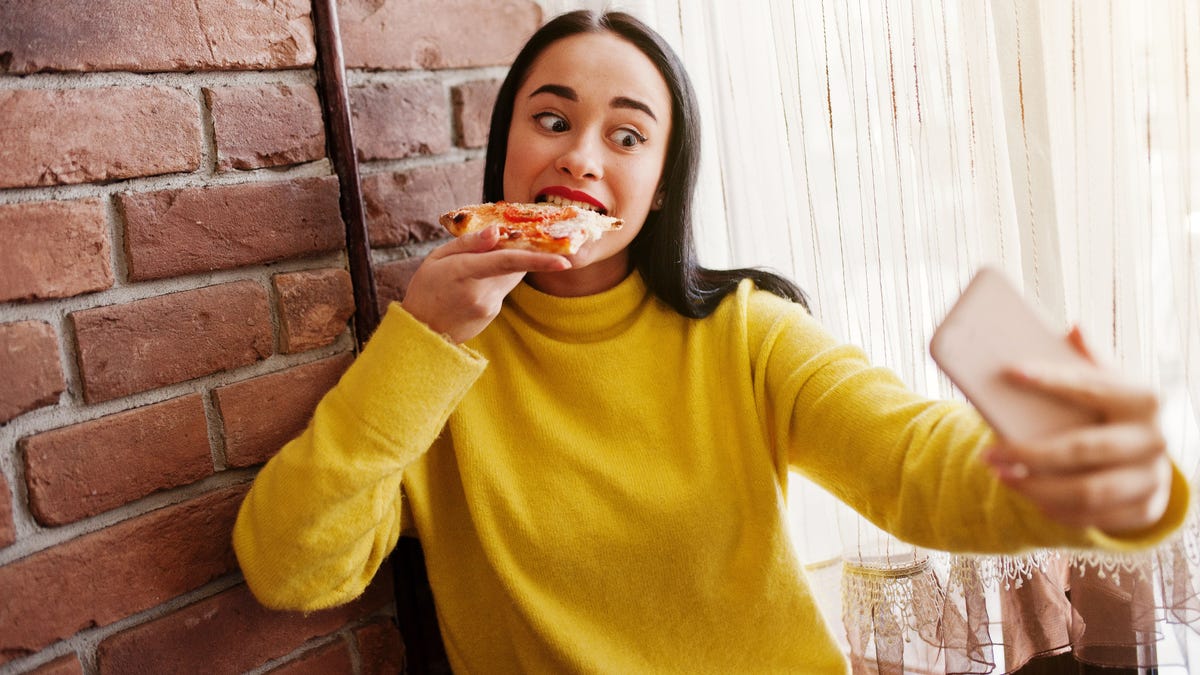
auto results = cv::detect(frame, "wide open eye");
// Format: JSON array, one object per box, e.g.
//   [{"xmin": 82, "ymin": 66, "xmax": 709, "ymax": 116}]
[
  {"xmin": 609, "ymin": 127, "xmax": 647, "ymax": 148},
  {"xmin": 533, "ymin": 112, "xmax": 569, "ymax": 133}
]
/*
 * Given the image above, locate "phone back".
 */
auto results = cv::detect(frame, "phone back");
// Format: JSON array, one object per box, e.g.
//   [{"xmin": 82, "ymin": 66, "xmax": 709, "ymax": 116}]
[{"xmin": 929, "ymin": 267, "xmax": 1101, "ymax": 445}]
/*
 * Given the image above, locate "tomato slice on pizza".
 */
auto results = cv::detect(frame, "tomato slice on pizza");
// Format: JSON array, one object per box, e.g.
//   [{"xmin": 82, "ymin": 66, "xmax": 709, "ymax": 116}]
[{"xmin": 439, "ymin": 202, "xmax": 624, "ymax": 255}]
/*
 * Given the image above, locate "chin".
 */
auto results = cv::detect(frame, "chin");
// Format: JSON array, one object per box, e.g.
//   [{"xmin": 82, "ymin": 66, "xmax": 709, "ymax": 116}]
[
  {"xmin": 566, "ymin": 242, "xmax": 616, "ymax": 268},
  {"xmin": 562, "ymin": 250, "xmax": 594, "ymax": 269}
]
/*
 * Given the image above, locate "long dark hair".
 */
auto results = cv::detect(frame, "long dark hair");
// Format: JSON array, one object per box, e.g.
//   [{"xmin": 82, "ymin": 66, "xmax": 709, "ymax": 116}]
[{"xmin": 484, "ymin": 10, "xmax": 810, "ymax": 317}]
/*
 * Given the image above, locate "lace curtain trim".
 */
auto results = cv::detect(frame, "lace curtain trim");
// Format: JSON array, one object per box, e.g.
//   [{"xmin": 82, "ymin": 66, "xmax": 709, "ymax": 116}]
[{"xmin": 839, "ymin": 493, "xmax": 1200, "ymax": 672}]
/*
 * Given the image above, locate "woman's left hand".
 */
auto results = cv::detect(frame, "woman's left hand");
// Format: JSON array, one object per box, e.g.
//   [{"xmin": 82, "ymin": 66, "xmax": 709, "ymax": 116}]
[{"xmin": 983, "ymin": 326, "xmax": 1173, "ymax": 535}]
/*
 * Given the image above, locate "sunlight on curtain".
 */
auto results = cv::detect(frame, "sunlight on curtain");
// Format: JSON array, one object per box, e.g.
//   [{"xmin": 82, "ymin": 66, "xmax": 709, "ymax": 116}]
[{"xmin": 535, "ymin": 0, "xmax": 1200, "ymax": 671}]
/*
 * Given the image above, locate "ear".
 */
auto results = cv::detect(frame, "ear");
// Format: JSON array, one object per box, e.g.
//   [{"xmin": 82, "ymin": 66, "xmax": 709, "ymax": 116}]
[{"xmin": 651, "ymin": 187, "xmax": 666, "ymax": 211}]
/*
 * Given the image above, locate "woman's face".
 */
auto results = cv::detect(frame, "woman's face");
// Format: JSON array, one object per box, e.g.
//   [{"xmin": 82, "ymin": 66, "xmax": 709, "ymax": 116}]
[{"xmin": 504, "ymin": 31, "xmax": 673, "ymax": 271}]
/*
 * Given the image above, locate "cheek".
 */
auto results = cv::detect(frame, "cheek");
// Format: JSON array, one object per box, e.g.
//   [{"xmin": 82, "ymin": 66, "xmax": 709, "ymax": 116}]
[
  {"xmin": 501, "ymin": 162, "xmax": 519, "ymax": 202},
  {"xmin": 624, "ymin": 155, "xmax": 668, "ymax": 203},
  {"xmin": 502, "ymin": 124, "xmax": 531, "ymax": 190},
  {"xmin": 503, "ymin": 131, "xmax": 555, "ymax": 201},
  {"xmin": 615, "ymin": 171, "xmax": 661, "ymax": 214},
  {"xmin": 569, "ymin": 218, "xmax": 645, "ymax": 267},
  {"xmin": 502, "ymin": 156, "xmax": 534, "ymax": 203}
]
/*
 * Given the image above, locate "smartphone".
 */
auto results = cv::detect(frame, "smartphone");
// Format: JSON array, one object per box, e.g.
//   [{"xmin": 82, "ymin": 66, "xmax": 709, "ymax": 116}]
[{"xmin": 929, "ymin": 267, "xmax": 1101, "ymax": 445}]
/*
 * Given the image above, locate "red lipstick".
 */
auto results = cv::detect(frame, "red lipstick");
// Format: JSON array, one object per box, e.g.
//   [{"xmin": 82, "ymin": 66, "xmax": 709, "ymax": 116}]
[{"xmin": 536, "ymin": 186, "xmax": 607, "ymax": 213}]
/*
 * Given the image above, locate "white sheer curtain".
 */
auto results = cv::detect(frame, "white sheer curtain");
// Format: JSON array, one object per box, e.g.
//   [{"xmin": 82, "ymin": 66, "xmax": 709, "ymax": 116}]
[{"xmin": 537, "ymin": 1, "xmax": 1200, "ymax": 670}]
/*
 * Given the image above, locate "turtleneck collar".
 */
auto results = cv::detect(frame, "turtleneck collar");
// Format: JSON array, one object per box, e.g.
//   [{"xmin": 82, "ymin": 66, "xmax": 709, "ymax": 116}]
[{"xmin": 504, "ymin": 270, "xmax": 651, "ymax": 341}]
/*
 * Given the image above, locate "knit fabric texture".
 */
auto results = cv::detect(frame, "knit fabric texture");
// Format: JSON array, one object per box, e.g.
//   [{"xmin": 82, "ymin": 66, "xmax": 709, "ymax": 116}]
[{"xmin": 234, "ymin": 271, "xmax": 1189, "ymax": 674}]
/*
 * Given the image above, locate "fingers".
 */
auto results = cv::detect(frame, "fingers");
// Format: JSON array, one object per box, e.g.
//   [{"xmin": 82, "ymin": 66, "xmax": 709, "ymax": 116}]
[
  {"xmin": 427, "ymin": 226, "xmax": 503, "ymax": 259},
  {"xmin": 986, "ymin": 422, "xmax": 1165, "ymax": 474},
  {"xmin": 1003, "ymin": 326, "xmax": 1155, "ymax": 421},
  {"xmin": 458, "ymin": 249, "xmax": 572, "ymax": 278},
  {"xmin": 1003, "ymin": 364, "xmax": 1158, "ymax": 421},
  {"xmin": 1065, "ymin": 325, "xmax": 1098, "ymax": 364},
  {"xmin": 1086, "ymin": 488, "xmax": 1172, "ymax": 534},
  {"xmin": 988, "ymin": 324, "xmax": 1173, "ymax": 534},
  {"xmin": 428, "ymin": 230, "xmax": 571, "ymax": 277},
  {"xmin": 399, "ymin": 229, "xmax": 571, "ymax": 344},
  {"xmin": 995, "ymin": 455, "xmax": 1173, "ymax": 533}
]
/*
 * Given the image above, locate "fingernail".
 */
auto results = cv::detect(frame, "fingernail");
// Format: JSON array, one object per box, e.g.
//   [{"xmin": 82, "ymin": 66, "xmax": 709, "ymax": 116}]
[{"xmin": 993, "ymin": 462, "xmax": 1030, "ymax": 481}]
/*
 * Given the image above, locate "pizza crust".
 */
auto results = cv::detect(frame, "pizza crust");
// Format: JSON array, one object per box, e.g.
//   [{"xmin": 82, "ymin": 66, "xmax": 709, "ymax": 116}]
[{"xmin": 439, "ymin": 202, "xmax": 624, "ymax": 255}]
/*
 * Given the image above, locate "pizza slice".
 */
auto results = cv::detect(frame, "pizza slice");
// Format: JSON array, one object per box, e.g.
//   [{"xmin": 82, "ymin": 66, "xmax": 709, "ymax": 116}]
[{"xmin": 439, "ymin": 202, "xmax": 624, "ymax": 256}]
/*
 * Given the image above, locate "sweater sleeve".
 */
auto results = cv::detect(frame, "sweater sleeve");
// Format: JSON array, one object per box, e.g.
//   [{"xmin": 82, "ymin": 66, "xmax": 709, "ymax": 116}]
[
  {"xmin": 745, "ymin": 286, "xmax": 1189, "ymax": 554},
  {"xmin": 233, "ymin": 303, "xmax": 487, "ymax": 611}
]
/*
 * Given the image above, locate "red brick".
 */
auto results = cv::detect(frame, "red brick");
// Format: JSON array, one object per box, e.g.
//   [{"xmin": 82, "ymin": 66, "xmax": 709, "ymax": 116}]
[
  {"xmin": 0, "ymin": 486, "xmax": 245, "ymax": 665},
  {"xmin": 0, "ymin": 88, "xmax": 200, "ymax": 189},
  {"xmin": 363, "ymin": 160, "xmax": 484, "ymax": 247},
  {"xmin": 0, "ymin": 475, "xmax": 14, "ymax": 550},
  {"xmin": 340, "ymin": 0, "xmax": 540, "ymax": 70},
  {"xmin": 355, "ymin": 620, "xmax": 405, "ymax": 675},
  {"xmin": 21, "ymin": 395, "xmax": 213, "ymax": 526},
  {"xmin": 0, "ymin": 321, "xmax": 65, "ymax": 424},
  {"xmin": 266, "ymin": 640, "xmax": 352, "ymax": 675},
  {"xmin": 0, "ymin": 199, "xmax": 113, "ymax": 303},
  {"xmin": 72, "ymin": 282, "xmax": 272, "ymax": 403},
  {"xmin": 453, "ymin": 80, "xmax": 501, "ymax": 148},
  {"xmin": 120, "ymin": 177, "xmax": 344, "ymax": 281},
  {"xmin": 205, "ymin": 85, "xmax": 326, "ymax": 171},
  {"xmin": 351, "ymin": 81, "xmax": 451, "ymax": 161},
  {"xmin": 29, "ymin": 654, "xmax": 83, "ymax": 675},
  {"xmin": 274, "ymin": 269, "xmax": 355, "ymax": 354},
  {"xmin": 215, "ymin": 354, "xmax": 353, "ymax": 468},
  {"xmin": 375, "ymin": 257, "xmax": 425, "ymax": 312},
  {"xmin": 96, "ymin": 577, "xmax": 392, "ymax": 675},
  {"xmin": 0, "ymin": 0, "xmax": 315, "ymax": 74}
]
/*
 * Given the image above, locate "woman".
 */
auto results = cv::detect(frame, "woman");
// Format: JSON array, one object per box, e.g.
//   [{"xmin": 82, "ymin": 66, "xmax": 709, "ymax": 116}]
[{"xmin": 234, "ymin": 11, "xmax": 1186, "ymax": 672}]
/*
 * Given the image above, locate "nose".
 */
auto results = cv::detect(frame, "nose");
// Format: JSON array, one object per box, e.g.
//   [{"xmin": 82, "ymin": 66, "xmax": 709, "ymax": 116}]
[{"xmin": 554, "ymin": 136, "xmax": 603, "ymax": 180}]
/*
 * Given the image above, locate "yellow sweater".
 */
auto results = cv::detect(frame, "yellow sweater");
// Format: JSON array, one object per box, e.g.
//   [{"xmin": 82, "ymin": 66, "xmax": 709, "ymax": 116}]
[{"xmin": 233, "ymin": 272, "xmax": 1188, "ymax": 674}]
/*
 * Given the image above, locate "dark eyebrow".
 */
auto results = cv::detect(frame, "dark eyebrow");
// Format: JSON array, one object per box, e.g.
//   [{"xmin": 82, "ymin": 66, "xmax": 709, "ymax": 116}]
[
  {"xmin": 530, "ymin": 84, "xmax": 658, "ymax": 122},
  {"xmin": 611, "ymin": 96, "xmax": 657, "ymax": 121},
  {"xmin": 529, "ymin": 84, "xmax": 577, "ymax": 101}
]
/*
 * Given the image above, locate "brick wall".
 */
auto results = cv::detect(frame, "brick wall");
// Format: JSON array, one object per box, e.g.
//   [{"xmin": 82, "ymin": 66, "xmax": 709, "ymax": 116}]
[{"xmin": 0, "ymin": 1, "xmax": 541, "ymax": 673}]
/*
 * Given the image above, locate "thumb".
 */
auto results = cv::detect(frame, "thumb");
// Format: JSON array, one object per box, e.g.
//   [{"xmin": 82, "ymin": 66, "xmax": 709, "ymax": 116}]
[
  {"xmin": 1066, "ymin": 325, "xmax": 1101, "ymax": 365},
  {"xmin": 430, "ymin": 225, "xmax": 501, "ymax": 259}
]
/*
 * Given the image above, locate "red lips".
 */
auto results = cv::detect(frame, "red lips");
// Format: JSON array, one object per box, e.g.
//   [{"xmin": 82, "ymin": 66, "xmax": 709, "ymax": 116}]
[{"xmin": 536, "ymin": 186, "xmax": 607, "ymax": 213}]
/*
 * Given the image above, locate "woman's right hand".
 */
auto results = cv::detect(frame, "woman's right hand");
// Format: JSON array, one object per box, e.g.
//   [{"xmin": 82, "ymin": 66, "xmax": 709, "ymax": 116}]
[{"xmin": 401, "ymin": 226, "xmax": 571, "ymax": 344}]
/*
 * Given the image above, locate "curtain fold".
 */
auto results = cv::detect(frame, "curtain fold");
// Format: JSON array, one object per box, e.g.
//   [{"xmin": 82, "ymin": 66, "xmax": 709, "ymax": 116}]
[{"xmin": 536, "ymin": 0, "xmax": 1200, "ymax": 670}]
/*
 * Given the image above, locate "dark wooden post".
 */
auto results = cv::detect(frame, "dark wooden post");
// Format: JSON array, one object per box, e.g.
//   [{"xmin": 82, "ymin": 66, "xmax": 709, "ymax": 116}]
[
  {"xmin": 310, "ymin": 0, "xmax": 379, "ymax": 348},
  {"xmin": 310, "ymin": 2, "xmax": 448, "ymax": 673}
]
